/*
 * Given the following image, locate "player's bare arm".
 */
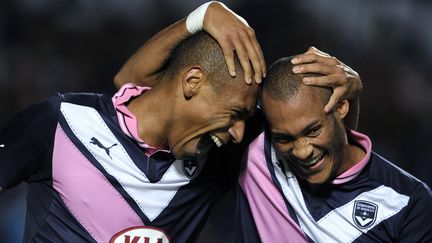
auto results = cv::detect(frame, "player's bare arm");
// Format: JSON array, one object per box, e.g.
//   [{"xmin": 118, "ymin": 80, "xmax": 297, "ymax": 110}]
[
  {"xmin": 113, "ymin": 17, "xmax": 189, "ymax": 88},
  {"xmin": 114, "ymin": 1, "xmax": 266, "ymax": 89},
  {"xmin": 291, "ymin": 46, "xmax": 362, "ymax": 129}
]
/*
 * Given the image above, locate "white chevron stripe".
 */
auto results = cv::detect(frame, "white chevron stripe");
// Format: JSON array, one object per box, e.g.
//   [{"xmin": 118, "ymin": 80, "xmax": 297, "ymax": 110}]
[
  {"xmin": 270, "ymin": 146, "xmax": 409, "ymax": 243},
  {"xmin": 60, "ymin": 102, "xmax": 190, "ymax": 221}
]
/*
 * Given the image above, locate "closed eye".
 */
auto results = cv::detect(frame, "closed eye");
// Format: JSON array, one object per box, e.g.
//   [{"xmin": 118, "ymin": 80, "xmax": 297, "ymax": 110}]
[
  {"xmin": 306, "ymin": 125, "xmax": 322, "ymax": 137},
  {"xmin": 231, "ymin": 108, "xmax": 250, "ymax": 121}
]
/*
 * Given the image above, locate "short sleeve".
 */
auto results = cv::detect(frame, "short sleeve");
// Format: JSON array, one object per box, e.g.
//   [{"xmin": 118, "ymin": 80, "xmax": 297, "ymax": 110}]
[{"xmin": 0, "ymin": 94, "xmax": 61, "ymax": 189}]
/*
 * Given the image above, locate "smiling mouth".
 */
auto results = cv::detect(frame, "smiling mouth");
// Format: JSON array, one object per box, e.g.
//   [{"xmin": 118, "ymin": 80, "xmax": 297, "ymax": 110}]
[
  {"xmin": 196, "ymin": 133, "xmax": 224, "ymax": 157},
  {"xmin": 295, "ymin": 152, "xmax": 325, "ymax": 168},
  {"xmin": 210, "ymin": 134, "xmax": 223, "ymax": 148}
]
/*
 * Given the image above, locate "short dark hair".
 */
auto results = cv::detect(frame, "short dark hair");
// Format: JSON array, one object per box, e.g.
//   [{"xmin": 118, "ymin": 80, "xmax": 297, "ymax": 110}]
[
  {"xmin": 263, "ymin": 56, "xmax": 330, "ymax": 103},
  {"xmin": 161, "ymin": 31, "xmax": 241, "ymax": 91}
]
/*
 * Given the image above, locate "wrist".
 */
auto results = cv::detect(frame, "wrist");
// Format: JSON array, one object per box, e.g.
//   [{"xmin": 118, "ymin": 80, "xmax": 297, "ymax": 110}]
[{"xmin": 186, "ymin": 1, "xmax": 214, "ymax": 34}]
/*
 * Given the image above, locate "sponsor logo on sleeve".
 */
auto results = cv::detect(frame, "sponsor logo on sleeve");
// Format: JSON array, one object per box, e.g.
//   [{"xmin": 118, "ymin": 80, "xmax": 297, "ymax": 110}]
[
  {"xmin": 352, "ymin": 200, "xmax": 378, "ymax": 229},
  {"xmin": 110, "ymin": 226, "xmax": 170, "ymax": 243}
]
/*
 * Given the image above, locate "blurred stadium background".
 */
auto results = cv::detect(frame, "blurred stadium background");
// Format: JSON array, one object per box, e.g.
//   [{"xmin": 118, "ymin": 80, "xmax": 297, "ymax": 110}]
[{"xmin": 0, "ymin": 0, "xmax": 431, "ymax": 242}]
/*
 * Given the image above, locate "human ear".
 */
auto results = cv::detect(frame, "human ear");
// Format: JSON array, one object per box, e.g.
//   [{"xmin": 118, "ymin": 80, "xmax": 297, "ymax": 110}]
[
  {"xmin": 336, "ymin": 99, "xmax": 350, "ymax": 119},
  {"xmin": 182, "ymin": 66, "xmax": 205, "ymax": 99}
]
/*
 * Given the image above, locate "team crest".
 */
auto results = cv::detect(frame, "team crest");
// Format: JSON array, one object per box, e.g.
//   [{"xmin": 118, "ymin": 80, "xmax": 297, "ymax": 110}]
[
  {"xmin": 353, "ymin": 200, "xmax": 378, "ymax": 229},
  {"xmin": 182, "ymin": 159, "xmax": 199, "ymax": 179}
]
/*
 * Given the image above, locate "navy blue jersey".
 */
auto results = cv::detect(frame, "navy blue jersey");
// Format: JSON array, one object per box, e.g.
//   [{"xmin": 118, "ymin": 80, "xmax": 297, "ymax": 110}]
[
  {"xmin": 0, "ymin": 92, "xmax": 239, "ymax": 243},
  {"xmin": 236, "ymin": 131, "xmax": 432, "ymax": 243}
]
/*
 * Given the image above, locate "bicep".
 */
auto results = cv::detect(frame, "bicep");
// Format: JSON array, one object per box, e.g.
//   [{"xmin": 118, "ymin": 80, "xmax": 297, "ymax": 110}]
[{"xmin": 114, "ymin": 18, "xmax": 190, "ymax": 88}]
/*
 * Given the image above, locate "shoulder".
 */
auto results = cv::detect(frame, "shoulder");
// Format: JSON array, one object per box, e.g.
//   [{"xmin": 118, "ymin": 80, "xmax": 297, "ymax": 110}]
[
  {"xmin": 367, "ymin": 152, "xmax": 431, "ymax": 197},
  {"xmin": 61, "ymin": 92, "xmax": 112, "ymax": 109},
  {"xmin": 22, "ymin": 93, "xmax": 63, "ymax": 117},
  {"xmin": 53, "ymin": 92, "xmax": 116, "ymax": 122},
  {"xmin": 238, "ymin": 131, "xmax": 268, "ymax": 180},
  {"xmin": 2, "ymin": 93, "xmax": 63, "ymax": 133}
]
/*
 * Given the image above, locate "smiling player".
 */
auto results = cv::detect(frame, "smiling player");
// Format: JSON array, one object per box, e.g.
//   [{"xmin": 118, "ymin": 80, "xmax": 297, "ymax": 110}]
[
  {"xmin": 236, "ymin": 56, "xmax": 432, "ymax": 242},
  {"xmin": 0, "ymin": 3, "xmax": 262, "ymax": 242}
]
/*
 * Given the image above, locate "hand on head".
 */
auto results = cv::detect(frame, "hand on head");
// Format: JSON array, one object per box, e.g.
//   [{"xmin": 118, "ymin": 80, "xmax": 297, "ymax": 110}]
[
  {"xmin": 203, "ymin": 2, "xmax": 266, "ymax": 84},
  {"xmin": 291, "ymin": 46, "xmax": 362, "ymax": 113}
]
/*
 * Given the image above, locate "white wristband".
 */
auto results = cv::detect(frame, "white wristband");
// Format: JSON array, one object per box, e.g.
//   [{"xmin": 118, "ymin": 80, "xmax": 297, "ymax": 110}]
[{"xmin": 186, "ymin": 1, "xmax": 213, "ymax": 34}]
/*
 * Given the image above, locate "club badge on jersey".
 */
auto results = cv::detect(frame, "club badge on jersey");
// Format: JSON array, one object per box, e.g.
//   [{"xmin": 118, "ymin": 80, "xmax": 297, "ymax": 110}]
[
  {"xmin": 110, "ymin": 226, "xmax": 170, "ymax": 243},
  {"xmin": 352, "ymin": 200, "xmax": 378, "ymax": 229},
  {"xmin": 182, "ymin": 159, "xmax": 199, "ymax": 179}
]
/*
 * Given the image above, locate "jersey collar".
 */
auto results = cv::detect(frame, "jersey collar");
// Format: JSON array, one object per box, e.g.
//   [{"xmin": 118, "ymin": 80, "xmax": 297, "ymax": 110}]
[
  {"xmin": 332, "ymin": 129, "xmax": 372, "ymax": 184},
  {"xmin": 112, "ymin": 83, "xmax": 170, "ymax": 157}
]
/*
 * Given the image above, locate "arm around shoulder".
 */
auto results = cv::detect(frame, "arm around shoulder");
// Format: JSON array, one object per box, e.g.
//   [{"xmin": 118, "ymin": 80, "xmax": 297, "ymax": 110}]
[
  {"xmin": 114, "ymin": 18, "xmax": 190, "ymax": 88},
  {"xmin": 114, "ymin": 1, "xmax": 266, "ymax": 88}
]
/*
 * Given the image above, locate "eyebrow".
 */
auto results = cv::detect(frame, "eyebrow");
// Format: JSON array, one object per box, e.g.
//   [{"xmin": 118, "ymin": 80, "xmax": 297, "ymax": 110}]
[
  {"xmin": 272, "ymin": 119, "xmax": 321, "ymax": 138},
  {"xmin": 302, "ymin": 119, "xmax": 321, "ymax": 135},
  {"xmin": 272, "ymin": 132, "xmax": 294, "ymax": 141}
]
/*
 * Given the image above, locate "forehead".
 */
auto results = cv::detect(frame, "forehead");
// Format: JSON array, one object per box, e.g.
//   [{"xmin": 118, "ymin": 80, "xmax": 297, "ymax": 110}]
[
  {"xmin": 223, "ymin": 82, "xmax": 260, "ymax": 111},
  {"xmin": 262, "ymin": 88, "xmax": 326, "ymax": 131}
]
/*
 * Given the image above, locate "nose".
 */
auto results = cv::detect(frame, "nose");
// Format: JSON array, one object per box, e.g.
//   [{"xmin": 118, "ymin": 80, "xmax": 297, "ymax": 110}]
[
  {"xmin": 292, "ymin": 138, "xmax": 313, "ymax": 160},
  {"xmin": 228, "ymin": 120, "xmax": 245, "ymax": 144}
]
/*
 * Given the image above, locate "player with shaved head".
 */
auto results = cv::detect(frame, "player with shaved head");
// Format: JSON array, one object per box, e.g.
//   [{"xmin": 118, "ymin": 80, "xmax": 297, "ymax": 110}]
[{"xmin": 236, "ymin": 56, "xmax": 432, "ymax": 242}]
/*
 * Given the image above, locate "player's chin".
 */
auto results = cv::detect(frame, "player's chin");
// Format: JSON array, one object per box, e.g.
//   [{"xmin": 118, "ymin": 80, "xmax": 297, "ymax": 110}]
[
  {"xmin": 174, "ymin": 133, "xmax": 219, "ymax": 160},
  {"xmin": 174, "ymin": 142, "xmax": 198, "ymax": 159},
  {"xmin": 173, "ymin": 150, "xmax": 196, "ymax": 161},
  {"xmin": 170, "ymin": 145, "xmax": 191, "ymax": 160},
  {"xmin": 304, "ymin": 173, "xmax": 331, "ymax": 185},
  {"xmin": 302, "ymin": 164, "xmax": 333, "ymax": 184},
  {"xmin": 196, "ymin": 133, "xmax": 217, "ymax": 155}
]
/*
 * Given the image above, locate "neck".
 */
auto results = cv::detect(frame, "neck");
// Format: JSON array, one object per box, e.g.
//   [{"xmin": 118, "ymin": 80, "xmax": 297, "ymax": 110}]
[
  {"xmin": 338, "ymin": 142, "xmax": 366, "ymax": 175},
  {"xmin": 126, "ymin": 83, "xmax": 174, "ymax": 149}
]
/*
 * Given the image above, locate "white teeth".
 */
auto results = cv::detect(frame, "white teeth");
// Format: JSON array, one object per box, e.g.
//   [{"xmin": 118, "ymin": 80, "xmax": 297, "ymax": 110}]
[
  {"xmin": 300, "ymin": 153, "xmax": 324, "ymax": 167},
  {"xmin": 210, "ymin": 134, "xmax": 223, "ymax": 147}
]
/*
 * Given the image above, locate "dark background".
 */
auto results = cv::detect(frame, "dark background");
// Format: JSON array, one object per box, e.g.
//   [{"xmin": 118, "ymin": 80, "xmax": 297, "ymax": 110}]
[{"xmin": 0, "ymin": 0, "xmax": 431, "ymax": 242}]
